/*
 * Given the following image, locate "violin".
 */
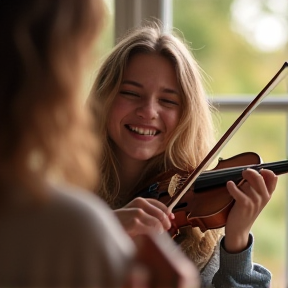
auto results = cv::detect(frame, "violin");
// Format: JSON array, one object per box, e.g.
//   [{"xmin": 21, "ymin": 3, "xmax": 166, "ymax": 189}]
[
  {"xmin": 134, "ymin": 61, "xmax": 288, "ymax": 237},
  {"xmin": 134, "ymin": 152, "xmax": 288, "ymax": 236}
]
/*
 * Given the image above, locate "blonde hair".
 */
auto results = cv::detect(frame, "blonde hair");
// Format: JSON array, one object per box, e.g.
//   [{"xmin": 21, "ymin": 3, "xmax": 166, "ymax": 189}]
[
  {"xmin": 89, "ymin": 23, "xmax": 215, "ymax": 206},
  {"xmin": 0, "ymin": 0, "xmax": 105, "ymax": 198}
]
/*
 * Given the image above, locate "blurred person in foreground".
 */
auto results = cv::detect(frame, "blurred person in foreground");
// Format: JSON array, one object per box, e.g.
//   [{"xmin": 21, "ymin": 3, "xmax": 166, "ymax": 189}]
[
  {"xmin": 0, "ymin": 1, "xmax": 200, "ymax": 287},
  {"xmin": 0, "ymin": 0, "xmax": 135, "ymax": 286}
]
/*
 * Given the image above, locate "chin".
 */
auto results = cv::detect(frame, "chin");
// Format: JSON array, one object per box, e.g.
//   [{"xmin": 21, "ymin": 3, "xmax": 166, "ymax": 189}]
[
  {"xmin": 132, "ymin": 155, "xmax": 154, "ymax": 161},
  {"xmin": 131, "ymin": 151, "xmax": 162, "ymax": 161}
]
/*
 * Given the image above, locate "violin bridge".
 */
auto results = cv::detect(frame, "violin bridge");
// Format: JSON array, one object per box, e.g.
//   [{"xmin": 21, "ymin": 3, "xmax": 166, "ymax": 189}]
[{"xmin": 168, "ymin": 174, "xmax": 181, "ymax": 197}]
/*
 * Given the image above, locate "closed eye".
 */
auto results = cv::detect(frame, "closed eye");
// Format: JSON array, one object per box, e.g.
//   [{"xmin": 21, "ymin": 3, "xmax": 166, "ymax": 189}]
[
  {"xmin": 119, "ymin": 90, "xmax": 140, "ymax": 97},
  {"xmin": 159, "ymin": 97, "xmax": 180, "ymax": 108},
  {"xmin": 161, "ymin": 98, "xmax": 179, "ymax": 105}
]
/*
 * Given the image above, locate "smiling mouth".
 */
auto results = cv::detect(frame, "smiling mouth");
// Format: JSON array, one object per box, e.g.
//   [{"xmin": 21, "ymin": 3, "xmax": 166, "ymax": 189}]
[{"xmin": 126, "ymin": 125, "xmax": 160, "ymax": 136}]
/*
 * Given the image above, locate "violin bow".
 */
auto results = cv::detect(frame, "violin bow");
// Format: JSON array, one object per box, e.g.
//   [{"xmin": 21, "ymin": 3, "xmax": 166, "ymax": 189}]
[{"xmin": 168, "ymin": 61, "xmax": 288, "ymax": 212}]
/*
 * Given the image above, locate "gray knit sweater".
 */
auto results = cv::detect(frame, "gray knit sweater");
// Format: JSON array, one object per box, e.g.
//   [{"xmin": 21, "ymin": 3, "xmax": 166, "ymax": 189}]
[{"xmin": 201, "ymin": 234, "xmax": 271, "ymax": 288}]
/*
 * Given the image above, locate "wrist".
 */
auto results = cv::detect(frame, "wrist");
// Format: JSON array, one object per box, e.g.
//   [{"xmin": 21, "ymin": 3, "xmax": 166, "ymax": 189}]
[{"xmin": 223, "ymin": 231, "xmax": 250, "ymax": 253}]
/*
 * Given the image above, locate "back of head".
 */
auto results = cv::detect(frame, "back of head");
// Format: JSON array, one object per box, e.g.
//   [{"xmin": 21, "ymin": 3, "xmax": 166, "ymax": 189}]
[{"xmin": 0, "ymin": 0, "xmax": 105, "ymax": 199}]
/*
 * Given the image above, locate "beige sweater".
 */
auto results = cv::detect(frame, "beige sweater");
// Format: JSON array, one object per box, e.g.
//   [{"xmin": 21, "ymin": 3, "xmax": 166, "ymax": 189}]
[{"xmin": 0, "ymin": 184, "xmax": 135, "ymax": 287}]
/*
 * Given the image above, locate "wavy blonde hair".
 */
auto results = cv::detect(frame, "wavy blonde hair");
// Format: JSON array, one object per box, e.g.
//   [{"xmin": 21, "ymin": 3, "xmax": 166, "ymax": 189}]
[
  {"xmin": 89, "ymin": 22, "xmax": 223, "ymax": 271},
  {"xmin": 89, "ymin": 23, "xmax": 223, "ymax": 270},
  {"xmin": 0, "ymin": 0, "xmax": 105, "ymax": 198},
  {"xmin": 89, "ymin": 23, "xmax": 216, "ymax": 205}
]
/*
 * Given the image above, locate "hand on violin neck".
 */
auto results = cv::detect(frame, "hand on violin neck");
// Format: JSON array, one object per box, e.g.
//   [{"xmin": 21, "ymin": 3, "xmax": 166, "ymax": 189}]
[
  {"xmin": 114, "ymin": 197, "xmax": 174, "ymax": 238},
  {"xmin": 224, "ymin": 168, "xmax": 277, "ymax": 253}
]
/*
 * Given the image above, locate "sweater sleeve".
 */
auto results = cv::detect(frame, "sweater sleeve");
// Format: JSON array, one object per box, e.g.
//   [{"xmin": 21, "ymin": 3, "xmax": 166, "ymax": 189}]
[{"xmin": 212, "ymin": 234, "xmax": 271, "ymax": 288}]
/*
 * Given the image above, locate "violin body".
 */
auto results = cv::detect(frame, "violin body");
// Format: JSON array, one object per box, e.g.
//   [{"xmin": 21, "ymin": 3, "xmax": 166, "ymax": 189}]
[{"xmin": 135, "ymin": 152, "xmax": 270, "ymax": 235}]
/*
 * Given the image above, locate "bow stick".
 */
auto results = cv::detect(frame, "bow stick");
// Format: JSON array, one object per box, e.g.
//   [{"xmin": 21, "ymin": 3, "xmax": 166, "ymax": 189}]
[{"xmin": 168, "ymin": 61, "xmax": 288, "ymax": 212}]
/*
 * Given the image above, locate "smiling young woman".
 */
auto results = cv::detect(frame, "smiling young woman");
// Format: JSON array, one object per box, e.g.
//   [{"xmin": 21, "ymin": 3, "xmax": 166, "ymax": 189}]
[{"xmin": 88, "ymin": 23, "xmax": 277, "ymax": 287}]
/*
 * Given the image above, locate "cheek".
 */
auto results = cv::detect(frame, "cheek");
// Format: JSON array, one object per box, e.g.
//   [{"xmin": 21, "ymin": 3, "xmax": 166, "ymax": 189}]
[
  {"xmin": 109, "ymin": 97, "xmax": 130, "ymax": 120},
  {"xmin": 165, "ymin": 111, "xmax": 181, "ymax": 132},
  {"xmin": 108, "ymin": 100, "xmax": 124, "ymax": 124},
  {"xmin": 107, "ymin": 100, "xmax": 130, "ymax": 138}
]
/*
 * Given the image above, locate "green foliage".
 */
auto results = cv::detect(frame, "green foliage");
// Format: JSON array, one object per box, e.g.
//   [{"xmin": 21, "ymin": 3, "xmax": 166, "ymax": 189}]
[{"xmin": 173, "ymin": 0, "xmax": 287, "ymax": 94}]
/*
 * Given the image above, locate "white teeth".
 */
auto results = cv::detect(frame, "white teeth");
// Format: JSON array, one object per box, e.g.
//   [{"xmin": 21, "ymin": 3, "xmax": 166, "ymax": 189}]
[{"xmin": 129, "ymin": 126, "xmax": 157, "ymax": 136}]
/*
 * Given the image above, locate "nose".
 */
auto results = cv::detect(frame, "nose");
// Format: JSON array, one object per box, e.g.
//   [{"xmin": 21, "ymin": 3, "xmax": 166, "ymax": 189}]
[{"xmin": 136, "ymin": 98, "xmax": 158, "ymax": 120}]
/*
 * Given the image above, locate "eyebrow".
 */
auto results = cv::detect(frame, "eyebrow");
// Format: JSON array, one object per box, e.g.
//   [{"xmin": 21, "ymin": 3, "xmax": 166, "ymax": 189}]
[
  {"xmin": 121, "ymin": 80, "xmax": 142, "ymax": 88},
  {"xmin": 121, "ymin": 80, "xmax": 179, "ymax": 95}
]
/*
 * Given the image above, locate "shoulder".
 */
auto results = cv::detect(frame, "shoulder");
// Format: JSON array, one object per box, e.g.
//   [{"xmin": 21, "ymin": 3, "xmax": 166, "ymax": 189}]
[
  {"xmin": 0, "ymin": 183, "xmax": 135, "ymax": 287},
  {"xmin": 45, "ymin": 183, "xmax": 136, "ymax": 261}
]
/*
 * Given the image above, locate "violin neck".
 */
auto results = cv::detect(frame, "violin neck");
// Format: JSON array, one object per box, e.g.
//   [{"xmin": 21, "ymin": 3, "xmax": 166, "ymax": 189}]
[
  {"xmin": 259, "ymin": 160, "xmax": 288, "ymax": 175},
  {"xmin": 194, "ymin": 160, "xmax": 288, "ymax": 193}
]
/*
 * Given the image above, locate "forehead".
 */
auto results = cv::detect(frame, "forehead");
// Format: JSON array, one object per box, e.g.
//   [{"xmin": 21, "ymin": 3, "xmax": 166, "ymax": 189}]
[
  {"xmin": 126, "ymin": 52, "xmax": 173, "ymax": 68},
  {"xmin": 123, "ymin": 53, "xmax": 177, "ymax": 82}
]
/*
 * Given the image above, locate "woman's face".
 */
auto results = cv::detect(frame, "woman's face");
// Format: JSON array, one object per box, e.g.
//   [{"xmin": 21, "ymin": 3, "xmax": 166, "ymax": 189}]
[{"xmin": 107, "ymin": 53, "xmax": 181, "ymax": 164}]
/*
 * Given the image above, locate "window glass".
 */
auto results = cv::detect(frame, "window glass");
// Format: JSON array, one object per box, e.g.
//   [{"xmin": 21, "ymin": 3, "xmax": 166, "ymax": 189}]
[
  {"xmin": 84, "ymin": 0, "xmax": 115, "ymax": 97},
  {"xmin": 173, "ymin": 1, "xmax": 287, "ymax": 287}
]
